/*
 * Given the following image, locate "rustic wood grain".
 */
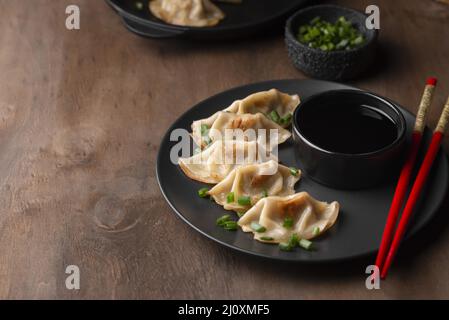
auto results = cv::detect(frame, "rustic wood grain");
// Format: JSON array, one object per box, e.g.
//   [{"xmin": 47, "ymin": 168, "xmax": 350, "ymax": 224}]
[{"xmin": 1, "ymin": 0, "xmax": 449, "ymax": 299}]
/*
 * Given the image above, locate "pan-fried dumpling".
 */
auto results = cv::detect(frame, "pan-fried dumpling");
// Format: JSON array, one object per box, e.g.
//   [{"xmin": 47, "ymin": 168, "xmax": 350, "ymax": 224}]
[
  {"xmin": 149, "ymin": 0, "xmax": 225, "ymax": 27},
  {"xmin": 178, "ymin": 140, "xmax": 277, "ymax": 184},
  {"xmin": 191, "ymin": 89, "xmax": 300, "ymax": 135},
  {"xmin": 238, "ymin": 192, "xmax": 339, "ymax": 243},
  {"xmin": 192, "ymin": 112, "xmax": 291, "ymax": 150},
  {"xmin": 225, "ymin": 89, "xmax": 300, "ymax": 125},
  {"xmin": 208, "ymin": 160, "xmax": 301, "ymax": 213}
]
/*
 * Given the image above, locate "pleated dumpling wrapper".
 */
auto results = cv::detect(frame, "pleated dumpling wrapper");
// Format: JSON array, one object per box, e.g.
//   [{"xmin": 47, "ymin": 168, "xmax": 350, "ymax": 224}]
[
  {"xmin": 208, "ymin": 160, "xmax": 301, "ymax": 213},
  {"xmin": 178, "ymin": 140, "xmax": 277, "ymax": 184},
  {"xmin": 238, "ymin": 192, "xmax": 339, "ymax": 243},
  {"xmin": 192, "ymin": 112, "xmax": 291, "ymax": 150},
  {"xmin": 149, "ymin": 0, "xmax": 225, "ymax": 27},
  {"xmin": 192, "ymin": 89, "xmax": 300, "ymax": 139},
  {"xmin": 226, "ymin": 89, "xmax": 300, "ymax": 125}
]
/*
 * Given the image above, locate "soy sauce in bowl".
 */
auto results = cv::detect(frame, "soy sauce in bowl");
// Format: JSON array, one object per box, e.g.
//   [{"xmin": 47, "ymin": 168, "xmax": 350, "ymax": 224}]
[
  {"xmin": 292, "ymin": 89, "xmax": 406, "ymax": 189},
  {"xmin": 298, "ymin": 103, "xmax": 398, "ymax": 154}
]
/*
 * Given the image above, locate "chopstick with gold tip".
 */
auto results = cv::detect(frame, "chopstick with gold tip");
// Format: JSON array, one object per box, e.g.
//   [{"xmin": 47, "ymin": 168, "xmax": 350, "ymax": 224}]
[
  {"xmin": 375, "ymin": 78, "xmax": 437, "ymax": 272},
  {"xmin": 381, "ymin": 95, "xmax": 449, "ymax": 279}
]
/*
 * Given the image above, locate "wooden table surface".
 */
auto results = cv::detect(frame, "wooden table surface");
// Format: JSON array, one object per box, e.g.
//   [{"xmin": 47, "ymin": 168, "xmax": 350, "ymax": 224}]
[{"xmin": 1, "ymin": 0, "xmax": 449, "ymax": 299}]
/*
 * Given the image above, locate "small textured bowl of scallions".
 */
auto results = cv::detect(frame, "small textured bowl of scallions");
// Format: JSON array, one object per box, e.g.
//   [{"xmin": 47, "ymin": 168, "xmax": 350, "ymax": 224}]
[{"xmin": 285, "ymin": 5, "xmax": 378, "ymax": 80}]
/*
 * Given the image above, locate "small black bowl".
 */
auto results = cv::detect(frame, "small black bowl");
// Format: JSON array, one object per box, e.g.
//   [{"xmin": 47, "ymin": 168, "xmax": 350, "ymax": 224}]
[
  {"xmin": 285, "ymin": 5, "xmax": 378, "ymax": 80},
  {"xmin": 292, "ymin": 90, "xmax": 406, "ymax": 189}
]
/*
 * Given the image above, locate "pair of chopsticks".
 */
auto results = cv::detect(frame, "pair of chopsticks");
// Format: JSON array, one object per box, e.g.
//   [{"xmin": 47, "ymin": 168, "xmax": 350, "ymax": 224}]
[{"xmin": 375, "ymin": 77, "xmax": 449, "ymax": 279}]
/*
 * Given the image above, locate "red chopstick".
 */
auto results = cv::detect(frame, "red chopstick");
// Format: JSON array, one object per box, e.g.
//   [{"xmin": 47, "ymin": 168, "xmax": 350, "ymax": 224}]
[
  {"xmin": 381, "ymin": 95, "xmax": 449, "ymax": 279},
  {"xmin": 375, "ymin": 78, "xmax": 437, "ymax": 271}
]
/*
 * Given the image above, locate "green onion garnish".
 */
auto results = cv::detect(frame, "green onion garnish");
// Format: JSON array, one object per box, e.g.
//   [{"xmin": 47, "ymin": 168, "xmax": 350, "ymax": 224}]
[
  {"xmin": 260, "ymin": 236, "xmax": 274, "ymax": 241},
  {"xmin": 223, "ymin": 221, "xmax": 238, "ymax": 231},
  {"xmin": 198, "ymin": 187, "xmax": 209, "ymax": 198},
  {"xmin": 216, "ymin": 214, "xmax": 231, "ymax": 226},
  {"xmin": 280, "ymin": 113, "xmax": 293, "ymax": 126},
  {"xmin": 299, "ymin": 239, "xmax": 313, "ymax": 250},
  {"xmin": 261, "ymin": 189, "xmax": 268, "ymax": 198},
  {"xmin": 283, "ymin": 217, "xmax": 294, "ymax": 229},
  {"xmin": 203, "ymin": 136, "xmax": 212, "ymax": 146},
  {"xmin": 134, "ymin": 1, "xmax": 143, "ymax": 10},
  {"xmin": 279, "ymin": 242, "xmax": 293, "ymax": 251},
  {"xmin": 289, "ymin": 167, "xmax": 299, "ymax": 176},
  {"xmin": 297, "ymin": 16, "xmax": 365, "ymax": 52},
  {"xmin": 288, "ymin": 234, "xmax": 299, "ymax": 247},
  {"xmin": 313, "ymin": 226, "xmax": 321, "ymax": 236},
  {"xmin": 237, "ymin": 211, "xmax": 245, "ymax": 218},
  {"xmin": 200, "ymin": 124, "xmax": 209, "ymax": 136},
  {"xmin": 268, "ymin": 110, "xmax": 281, "ymax": 123},
  {"xmin": 250, "ymin": 222, "xmax": 266, "ymax": 233},
  {"xmin": 237, "ymin": 196, "xmax": 251, "ymax": 206},
  {"xmin": 226, "ymin": 192, "xmax": 235, "ymax": 203}
]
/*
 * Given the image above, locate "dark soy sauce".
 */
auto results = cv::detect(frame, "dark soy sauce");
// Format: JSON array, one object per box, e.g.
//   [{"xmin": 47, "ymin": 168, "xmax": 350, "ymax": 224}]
[{"xmin": 299, "ymin": 103, "xmax": 398, "ymax": 154}]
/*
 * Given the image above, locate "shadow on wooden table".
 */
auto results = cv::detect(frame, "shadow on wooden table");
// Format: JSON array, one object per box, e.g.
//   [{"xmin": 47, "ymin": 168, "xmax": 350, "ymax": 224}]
[{"xmin": 350, "ymin": 38, "xmax": 408, "ymax": 83}]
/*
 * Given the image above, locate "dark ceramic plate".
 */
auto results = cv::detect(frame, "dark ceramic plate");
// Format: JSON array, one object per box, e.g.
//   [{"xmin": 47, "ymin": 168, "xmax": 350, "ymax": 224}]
[
  {"xmin": 156, "ymin": 79, "xmax": 449, "ymax": 262},
  {"xmin": 106, "ymin": 0, "xmax": 308, "ymax": 39}
]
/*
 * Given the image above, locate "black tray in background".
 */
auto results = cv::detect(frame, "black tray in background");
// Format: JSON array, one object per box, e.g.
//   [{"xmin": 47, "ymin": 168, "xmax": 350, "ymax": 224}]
[{"xmin": 106, "ymin": 0, "xmax": 308, "ymax": 39}]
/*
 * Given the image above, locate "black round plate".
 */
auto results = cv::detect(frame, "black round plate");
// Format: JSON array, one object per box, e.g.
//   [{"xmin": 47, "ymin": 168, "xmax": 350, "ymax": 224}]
[
  {"xmin": 156, "ymin": 79, "xmax": 449, "ymax": 262},
  {"xmin": 106, "ymin": 0, "xmax": 308, "ymax": 39}
]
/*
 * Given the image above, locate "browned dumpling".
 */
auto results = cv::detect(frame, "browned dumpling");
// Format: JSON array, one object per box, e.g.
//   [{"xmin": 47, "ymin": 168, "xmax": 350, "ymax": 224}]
[
  {"xmin": 149, "ymin": 0, "xmax": 225, "ymax": 27},
  {"xmin": 191, "ymin": 89, "xmax": 300, "ymax": 138},
  {"xmin": 178, "ymin": 140, "xmax": 277, "ymax": 184},
  {"xmin": 208, "ymin": 160, "xmax": 301, "ymax": 213},
  {"xmin": 192, "ymin": 112, "xmax": 292, "ymax": 150},
  {"xmin": 238, "ymin": 192, "xmax": 339, "ymax": 243}
]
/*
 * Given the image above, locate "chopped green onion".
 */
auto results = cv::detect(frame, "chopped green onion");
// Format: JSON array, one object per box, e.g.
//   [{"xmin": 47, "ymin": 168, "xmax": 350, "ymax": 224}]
[
  {"xmin": 310, "ymin": 16, "xmax": 321, "ymax": 24},
  {"xmin": 226, "ymin": 192, "xmax": 235, "ymax": 203},
  {"xmin": 216, "ymin": 214, "xmax": 231, "ymax": 226},
  {"xmin": 198, "ymin": 187, "xmax": 209, "ymax": 198},
  {"xmin": 134, "ymin": 1, "xmax": 143, "ymax": 10},
  {"xmin": 313, "ymin": 226, "xmax": 321, "ymax": 236},
  {"xmin": 203, "ymin": 136, "xmax": 212, "ymax": 146},
  {"xmin": 280, "ymin": 113, "xmax": 293, "ymax": 126},
  {"xmin": 299, "ymin": 239, "xmax": 313, "ymax": 250},
  {"xmin": 250, "ymin": 222, "xmax": 266, "ymax": 233},
  {"xmin": 237, "ymin": 196, "xmax": 251, "ymax": 206},
  {"xmin": 200, "ymin": 124, "xmax": 209, "ymax": 136},
  {"xmin": 289, "ymin": 167, "xmax": 299, "ymax": 176},
  {"xmin": 297, "ymin": 16, "xmax": 365, "ymax": 52},
  {"xmin": 279, "ymin": 242, "xmax": 293, "ymax": 251},
  {"xmin": 237, "ymin": 211, "xmax": 245, "ymax": 218},
  {"xmin": 260, "ymin": 236, "xmax": 274, "ymax": 241},
  {"xmin": 261, "ymin": 189, "xmax": 268, "ymax": 198},
  {"xmin": 223, "ymin": 221, "xmax": 238, "ymax": 231},
  {"xmin": 268, "ymin": 110, "xmax": 281, "ymax": 123},
  {"xmin": 283, "ymin": 217, "xmax": 294, "ymax": 229},
  {"xmin": 288, "ymin": 234, "xmax": 299, "ymax": 247}
]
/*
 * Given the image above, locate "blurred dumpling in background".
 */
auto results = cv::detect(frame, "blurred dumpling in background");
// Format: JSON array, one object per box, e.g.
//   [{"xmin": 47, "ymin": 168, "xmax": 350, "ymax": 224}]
[
  {"xmin": 149, "ymin": 0, "xmax": 225, "ymax": 27},
  {"xmin": 208, "ymin": 160, "xmax": 301, "ymax": 213},
  {"xmin": 238, "ymin": 192, "xmax": 339, "ymax": 243}
]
